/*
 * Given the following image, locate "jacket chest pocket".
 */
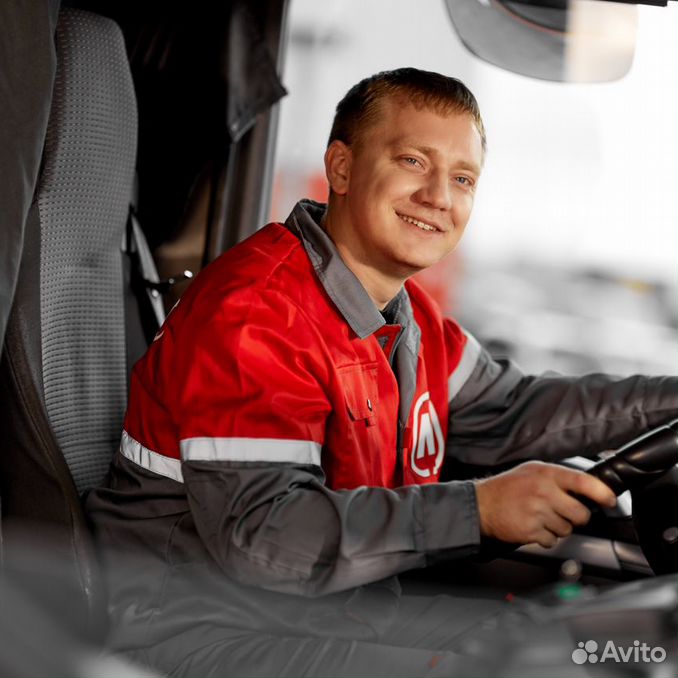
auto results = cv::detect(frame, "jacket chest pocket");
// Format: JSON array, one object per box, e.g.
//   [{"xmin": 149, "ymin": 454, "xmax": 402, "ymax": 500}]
[{"xmin": 337, "ymin": 363, "xmax": 379, "ymax": 428}]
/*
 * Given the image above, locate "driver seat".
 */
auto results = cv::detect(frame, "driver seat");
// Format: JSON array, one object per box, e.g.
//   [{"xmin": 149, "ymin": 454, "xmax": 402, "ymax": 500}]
[{"xmin": 0, "ymin": 7, "xmax": 161, "ymax": 636}]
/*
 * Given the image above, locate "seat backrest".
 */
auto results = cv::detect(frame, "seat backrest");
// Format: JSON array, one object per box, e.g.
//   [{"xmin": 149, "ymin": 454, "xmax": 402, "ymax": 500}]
[
  {"xmin": 0, "ymin": 7, "xmax": 151, "ymax": 632},
  {"xmin": 40, "ymin": 8, "xmax": 137, "ymax": 492}
]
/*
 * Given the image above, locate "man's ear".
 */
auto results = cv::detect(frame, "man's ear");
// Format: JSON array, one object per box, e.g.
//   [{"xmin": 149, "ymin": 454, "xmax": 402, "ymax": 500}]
[{"xmin": 324, "ymin": 140, "xmax": 351, "ymax": 196}]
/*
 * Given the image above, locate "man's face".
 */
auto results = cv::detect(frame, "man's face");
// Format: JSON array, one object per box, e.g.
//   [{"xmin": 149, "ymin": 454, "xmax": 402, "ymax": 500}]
[{"xmin": 325, "ymin": 99, "xmax": 484, "ymax": 280}]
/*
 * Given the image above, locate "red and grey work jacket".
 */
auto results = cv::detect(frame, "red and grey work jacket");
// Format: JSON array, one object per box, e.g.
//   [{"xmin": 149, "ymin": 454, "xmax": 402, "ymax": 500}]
[
  {"xmin": 90, "ymin": 199, "xmax": 677, "ymax": 599},
  {"xmin": 124, "ymin": 204, "xmax": 475, "ymax": 491}
]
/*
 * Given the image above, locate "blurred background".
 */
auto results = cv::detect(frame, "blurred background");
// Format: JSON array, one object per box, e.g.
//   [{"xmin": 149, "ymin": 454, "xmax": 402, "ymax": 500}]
[{"xmin": 270, "ymin": 0, "xmax": 678, "ymax": 377}]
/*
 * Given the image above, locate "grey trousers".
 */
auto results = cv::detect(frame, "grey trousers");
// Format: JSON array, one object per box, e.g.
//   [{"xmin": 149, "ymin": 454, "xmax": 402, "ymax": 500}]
[{"xmin": 131, "ymin": 587, "xmax": 508, "ymax": 678}]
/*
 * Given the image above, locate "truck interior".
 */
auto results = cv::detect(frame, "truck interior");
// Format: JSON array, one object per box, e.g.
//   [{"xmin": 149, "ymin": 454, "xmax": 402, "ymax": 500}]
[{"xmin": 0, "ymin": 1, "xmax": 676, "ymax": 676}]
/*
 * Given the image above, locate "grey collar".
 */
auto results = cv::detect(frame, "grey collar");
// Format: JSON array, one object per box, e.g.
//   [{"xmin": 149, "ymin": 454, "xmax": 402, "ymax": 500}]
[
  {"xmin": 285, "ymin": 199, "xmax": 407, "ymax": 339},
  {"xmin": 285, "ymin": 200, "xmax": 421, "ymax": 423}
]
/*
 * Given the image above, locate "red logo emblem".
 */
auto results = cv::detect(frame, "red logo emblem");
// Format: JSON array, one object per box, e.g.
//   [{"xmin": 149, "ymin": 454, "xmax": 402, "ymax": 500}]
[{"xmin": 410, "ymin": 392, "xmax": 444, "ymax": 478}]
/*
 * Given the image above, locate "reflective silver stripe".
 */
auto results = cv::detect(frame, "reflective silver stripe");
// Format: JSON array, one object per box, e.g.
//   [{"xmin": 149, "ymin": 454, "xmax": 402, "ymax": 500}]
[
  {"xmin": 120, "ymin": 430, "xmax": 184, "ymax": 483},
  {"xmin": 448, "ymin": 331, "xmax": 483, "ymax": 402},
  {"xmin": 181, "ymin": 437, "xmax": 322, "ymax": 466}
]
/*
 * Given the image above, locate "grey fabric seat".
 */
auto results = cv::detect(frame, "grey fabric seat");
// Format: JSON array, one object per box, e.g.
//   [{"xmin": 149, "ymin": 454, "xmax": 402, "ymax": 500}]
[
  {"xmin": 0, "ymin": 7, "xmax": 159, "ymax": 633},
  {"xmin": 40, "ymin": 8, "xmax": 137, "ymax": 493}
]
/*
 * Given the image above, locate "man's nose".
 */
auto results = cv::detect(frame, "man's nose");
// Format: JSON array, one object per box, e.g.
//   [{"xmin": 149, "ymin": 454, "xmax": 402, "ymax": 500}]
[{"xmin": 414, "ymin": 171, "xmax": 453, "ymax": 210}]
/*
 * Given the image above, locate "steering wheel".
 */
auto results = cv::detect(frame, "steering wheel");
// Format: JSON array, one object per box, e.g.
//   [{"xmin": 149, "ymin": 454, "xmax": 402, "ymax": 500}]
[{"xmin": 586, "ymin": 419, "xmax": 678, "ymax": 575}]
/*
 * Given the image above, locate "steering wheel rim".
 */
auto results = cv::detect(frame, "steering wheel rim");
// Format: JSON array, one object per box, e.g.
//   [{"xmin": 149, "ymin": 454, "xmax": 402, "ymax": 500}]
[{"xmin": 587, "ymin": 420, "xmax": 678, "ymax": 575}]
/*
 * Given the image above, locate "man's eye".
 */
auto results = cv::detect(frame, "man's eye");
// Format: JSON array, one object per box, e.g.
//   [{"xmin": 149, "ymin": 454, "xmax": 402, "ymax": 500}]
[
  {"xmin": 402, "ymin": 157, "xmax": 421, "ymax": 167},
  {"xmin": 455, "ymin": 176, "xmax": 472, "ymax": 186}
]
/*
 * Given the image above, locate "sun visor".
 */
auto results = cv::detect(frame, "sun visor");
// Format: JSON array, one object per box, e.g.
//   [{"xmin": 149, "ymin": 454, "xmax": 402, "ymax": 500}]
[
  {"xmin": 445, "ymin": 0, "xmax": 638, "ymax": 83},
  {"xmin": 226, "ymin": 1, "xmax": 288, "ymax": 142}
]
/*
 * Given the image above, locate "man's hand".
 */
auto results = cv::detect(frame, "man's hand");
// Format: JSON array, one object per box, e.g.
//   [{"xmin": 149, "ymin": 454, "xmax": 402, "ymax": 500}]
[{"xmin": 475, "ymin": 461, "xmax": 617, "ymax": 548}]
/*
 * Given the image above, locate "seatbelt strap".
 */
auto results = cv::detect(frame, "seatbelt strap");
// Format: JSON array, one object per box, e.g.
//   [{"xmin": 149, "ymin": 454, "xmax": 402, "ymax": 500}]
[{"xmin": 125, "ymin": 210, "xmax": 166, "ymax": 328}]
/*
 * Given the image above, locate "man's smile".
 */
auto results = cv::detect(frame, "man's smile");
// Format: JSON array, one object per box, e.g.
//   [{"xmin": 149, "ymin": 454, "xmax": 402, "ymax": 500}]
[{"xmin": 396, "ymin": 212, "xmax": 444, "ymax": 233}]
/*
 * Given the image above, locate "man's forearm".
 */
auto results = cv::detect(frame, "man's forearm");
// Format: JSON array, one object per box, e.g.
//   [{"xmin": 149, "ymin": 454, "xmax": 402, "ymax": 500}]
[
  {"xmin": 183, "ymin": 460, "xmax": 480, "ymax": 596},
  {"xmin": 448, "ymin": 343, "xmax": 678, "ymax": 466}
]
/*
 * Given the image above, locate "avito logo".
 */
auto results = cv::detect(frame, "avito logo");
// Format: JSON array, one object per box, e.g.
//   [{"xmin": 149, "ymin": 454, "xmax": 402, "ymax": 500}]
[{"xmin": 572, "ymin": 640, "xmax": 666, "ymax": 665}]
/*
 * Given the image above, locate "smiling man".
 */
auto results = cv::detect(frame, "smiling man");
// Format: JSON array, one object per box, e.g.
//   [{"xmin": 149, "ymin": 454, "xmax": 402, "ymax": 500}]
[
  {"xmin": 87, "ymin": 68, "xmax": 677, "ymax": 677},
  {"xmin": 323, "ymin": 94, "xmax": 483, "ymax": 302}
]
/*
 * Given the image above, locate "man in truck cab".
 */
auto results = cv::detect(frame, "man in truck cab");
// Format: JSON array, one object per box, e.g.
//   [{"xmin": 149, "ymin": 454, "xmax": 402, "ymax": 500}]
[{"xmin": 86, "ymin": 67, "xmax": 677, "ymax": 677}]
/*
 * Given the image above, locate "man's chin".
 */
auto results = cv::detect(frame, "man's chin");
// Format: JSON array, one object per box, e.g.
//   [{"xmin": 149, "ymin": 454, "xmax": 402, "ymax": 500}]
[
  {"xmin": 400, "ymin": 251, "xmax": 448, "ymax": 274},
  {"xmin": 379, "ymin": 249, "xmax": 449, "ymax": 282},
  {"xmin": 391, "ymin": 259, "xmax": 434, "ymax": 281}
]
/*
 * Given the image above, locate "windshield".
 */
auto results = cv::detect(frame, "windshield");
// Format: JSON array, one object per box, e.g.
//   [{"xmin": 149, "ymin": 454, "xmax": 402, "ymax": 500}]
[{"xmin": 271, "ymin": 0, "xmax": 677, "ymax": 377}]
